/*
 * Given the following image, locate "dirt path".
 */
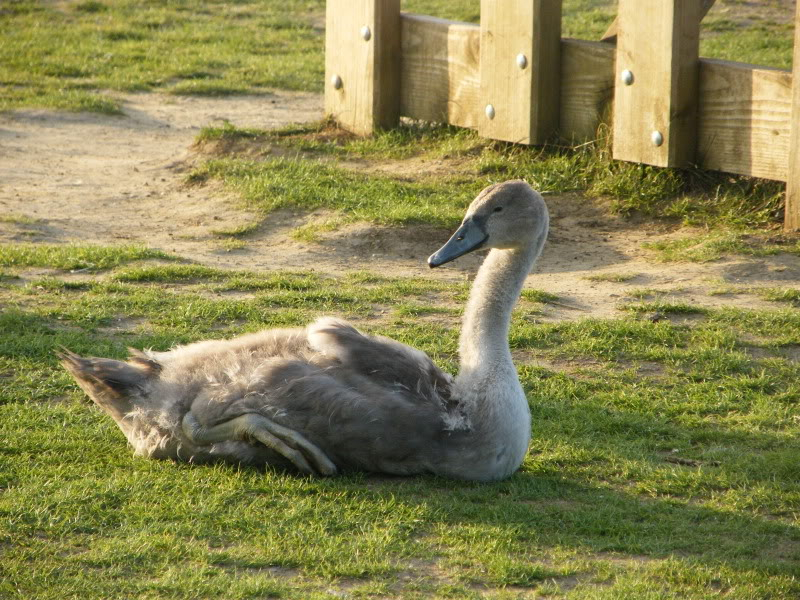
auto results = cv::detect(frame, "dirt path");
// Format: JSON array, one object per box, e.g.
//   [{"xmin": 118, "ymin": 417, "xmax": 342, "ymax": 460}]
[
  {"xmin": 0, "ymin": 91, "xmax": 321, "ymax": 266},
  {"xmin": 2, "ymin": 92, "xmax": 799, "ymax": 321}
]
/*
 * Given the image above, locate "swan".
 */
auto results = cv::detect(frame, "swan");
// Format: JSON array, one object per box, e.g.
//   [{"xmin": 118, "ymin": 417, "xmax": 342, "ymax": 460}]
[{"xmin": 59, "ymin": 180, "xmax": 549, "ymax": 481}]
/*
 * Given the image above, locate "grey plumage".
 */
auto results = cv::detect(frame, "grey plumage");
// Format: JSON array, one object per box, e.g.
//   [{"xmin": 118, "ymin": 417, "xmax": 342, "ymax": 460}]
[{"xmin": 59, "ymin": 180, "xmax": 549, "ymax": 481}]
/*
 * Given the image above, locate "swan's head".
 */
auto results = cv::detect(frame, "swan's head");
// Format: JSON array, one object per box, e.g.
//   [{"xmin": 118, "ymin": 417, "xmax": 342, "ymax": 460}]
[{"xmin": 428, "ymin": 180, "xmax": 548, "ymax": 268}]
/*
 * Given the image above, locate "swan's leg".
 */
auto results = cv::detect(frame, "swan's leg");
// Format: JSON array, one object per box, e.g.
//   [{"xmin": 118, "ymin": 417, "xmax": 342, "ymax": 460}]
[{"xmin": 182, "ymin": 413, "xmax": 337, "ymax": 476}]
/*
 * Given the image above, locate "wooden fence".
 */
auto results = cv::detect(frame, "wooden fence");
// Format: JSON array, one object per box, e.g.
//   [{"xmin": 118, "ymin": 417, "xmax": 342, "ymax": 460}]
[{"xmin": 324, "ymin": 0, "xmax": 800, "ymax": 231}]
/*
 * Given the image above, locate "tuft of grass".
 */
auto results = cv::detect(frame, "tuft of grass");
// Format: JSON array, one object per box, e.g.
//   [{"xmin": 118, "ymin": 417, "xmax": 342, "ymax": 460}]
[
  {"xmin": 216, "ymin": 238, "xmax": 248, "ymax": 252},
  {"xmin": 168, "ymin": 80, "xmax": 252, "ymax": 97},
  {"xmin": 196, "ymin": 121, "xmax": 269, "ymax": 144},
  {"xmin": 626, "ymin": 288, "xmax": 669, "ymax": 300},
  {"xmin": 0, "ymin": 244, "xmax": 175, "ymax": 271},
  {"xmin": 0, "ymin": 214, "xmax": 40, "ymax": 225},
  {"xmin": 0, "ymin": 269, "xmax": 21, "ymax": 282},
  {"xmin": 210, "ymin": 222, "xmax": 261, "ymax": 238},
  {"xmin": 521, "ymin": 288, "xmax": 560, "ymax": 304},
  {"xmin": 290, "ymin": 217, "xmax": 348, "ymax": 242},
  {"xmin": 112, "ymin": 264, "xmax": 226, "ymax": 283},
  {"xmin": 644, "ymin": 232, "xmax": 800, "ymax": 263},
  {"xmin": 708, "ymin": 284, "xmax": 739, "ymax": 296},
  {"xmin": 756, "ymin": 287, "xmax": 800, "ymax": 305},
  {"xmin": 583, "ymin": 272, "xmax": 638, "ymax": 283},
  {"xmin": 74, "ymin": 1, "xmax": 108, "ymax": 13},
  {"xmin": 621, "ymin": 300, "xmax": 709, "ymax": 315}
]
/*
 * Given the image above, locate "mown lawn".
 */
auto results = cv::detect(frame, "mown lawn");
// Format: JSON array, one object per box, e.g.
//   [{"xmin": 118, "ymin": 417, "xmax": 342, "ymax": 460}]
[
  {"xmin": 1, "ymin": 247, "xmax": 799, "ymax": 599},
  {"xmin": 2, "ymin": 1, "xmax": 799, "ymax": 599}
]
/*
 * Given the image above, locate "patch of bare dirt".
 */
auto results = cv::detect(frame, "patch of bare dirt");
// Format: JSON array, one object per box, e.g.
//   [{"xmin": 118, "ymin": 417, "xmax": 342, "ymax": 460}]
[{"xmin": 2, "ymin": 92, "xmax": 800, "ymax": 323}]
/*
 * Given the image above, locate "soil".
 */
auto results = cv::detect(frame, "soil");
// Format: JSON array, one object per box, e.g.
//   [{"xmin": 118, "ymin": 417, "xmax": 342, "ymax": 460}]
[{"xmin": 2, "ymin": 91, "xmax": 800, "ymax": 322}]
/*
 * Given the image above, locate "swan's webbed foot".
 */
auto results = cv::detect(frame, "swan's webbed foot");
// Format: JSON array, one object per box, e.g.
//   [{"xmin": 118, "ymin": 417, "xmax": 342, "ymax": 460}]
[{"xmin": 182, "ymin": 413, "xmax": 337, "ymax": 476}]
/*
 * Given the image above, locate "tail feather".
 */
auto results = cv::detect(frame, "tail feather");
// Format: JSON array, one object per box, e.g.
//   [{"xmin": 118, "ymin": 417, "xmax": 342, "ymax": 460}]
[
  {"xmin": 126, "ymin": 347, "xmax": 162, "ymax": 375},
  {"xmin": 57, "ymin": 347, "xmax": 160, "ymax": 425}
]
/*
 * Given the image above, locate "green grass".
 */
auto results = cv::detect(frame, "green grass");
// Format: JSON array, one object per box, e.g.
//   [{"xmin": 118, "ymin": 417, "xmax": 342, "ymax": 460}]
[
  {"xmin": 210, "ymin": 222, "xmax": 262, "ymax": 238},
  {"xmin": 3, "ymin": 2, "xmax": 800, "ymax": 598},
  {"xmin": 1, "ymin": 246, "xmax": 799, "ymax": 599},
  {"xmin": 2, "ymin": 0, "xmax": 794, "ymax": 113},
  {"xmin": 0, "ymin": 0, "xmax": 326, "ymax": 112},
  {"xmin": 521, "ymin": 288, "xmax": 560, "ymax": 304},
  {"xmin": 215, "ymin": 238, "xmax": 248, "ymax": 252},
  {"xmin": 196, "ymin": 120, "xmax": 269, "ymax": 144},
  {"xmin": 584, "ymin": 272, "xmax": 638, "ymax": 283},
  {"xmin": 290, "ymin": 216, "xmax": 348, "ymax": 242},
  {"xmin": 701, "ymin": 14, "xmax": 794, "ymax": 69},
  {"xmin": 621, "ymin": 300, "xmax": 709, "ymax": 316},
  {"xmin": 193, "ymin": 119, "xmax": 787, "ymax": 231},
  {"xmin": 754, "ymin": 287, "xmax": 800, "ymax": 305},
  {"xmin": 0, "ymin": 214, "xmax": 41, "ymax": 225},
  {"xmin": 0, "ymin": 243, "xmax": 176, "ymax": 271},
  {"xmin": 625, "ymin": 288, "xmax": 670, "ymax": 300},
  {"xmin": 644, "ymin": 232, "xmax": 800, "ymax": 263},
  {"xmin": 188, "ymin": 155, "xmax": 478, "ymax": 229}
]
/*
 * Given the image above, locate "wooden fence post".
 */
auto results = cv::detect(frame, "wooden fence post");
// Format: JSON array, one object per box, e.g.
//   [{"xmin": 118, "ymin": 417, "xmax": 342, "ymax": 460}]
[
  {"xmin": 479, "ymin": 0, "xmax": 562, "ymax": 144},
  {"xmin": 612, "ymin": 0, "xmax": 701, "ymax": 167},
  {"xmin": 785, "ymin": 1, "xmax": 800, "ymax": 231},
  {"xmin": 324, "ymin": 0, "xmax": 400, "ymax": 135}
]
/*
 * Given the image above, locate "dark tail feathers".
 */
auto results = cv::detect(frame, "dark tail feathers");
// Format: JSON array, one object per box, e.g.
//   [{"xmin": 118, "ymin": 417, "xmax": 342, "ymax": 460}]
[{"xmin": 58, "ymin": 347, "xmax": 161, "ymax": 423}]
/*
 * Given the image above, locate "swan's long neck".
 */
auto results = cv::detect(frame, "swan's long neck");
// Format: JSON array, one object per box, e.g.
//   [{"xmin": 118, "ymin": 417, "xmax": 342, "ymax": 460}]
[
  {"xmin": 443, "ymin": 234, "xmax": 545, "ymax": 481},
  {"xmin": 459, "ymin": 242, "xmax": 541, "ymax": 375}
]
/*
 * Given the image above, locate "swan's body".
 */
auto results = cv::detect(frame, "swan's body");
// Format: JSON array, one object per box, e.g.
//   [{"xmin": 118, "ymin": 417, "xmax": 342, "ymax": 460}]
[{"xmin": 60, "ymin": 180, "xmax": 549, "ymax": 481}]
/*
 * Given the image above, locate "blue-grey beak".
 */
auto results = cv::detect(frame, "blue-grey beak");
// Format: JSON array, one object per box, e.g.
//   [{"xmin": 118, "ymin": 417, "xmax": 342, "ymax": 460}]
[{"xmin": 428, "ymin": 217, "xmax": 488, "ymax": 268}]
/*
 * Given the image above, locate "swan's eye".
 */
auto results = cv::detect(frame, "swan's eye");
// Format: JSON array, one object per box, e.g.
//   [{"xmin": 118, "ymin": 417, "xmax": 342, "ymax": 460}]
[{"xmin": 493, "ymin": 206, "xmax": 503, "ymax": 213}]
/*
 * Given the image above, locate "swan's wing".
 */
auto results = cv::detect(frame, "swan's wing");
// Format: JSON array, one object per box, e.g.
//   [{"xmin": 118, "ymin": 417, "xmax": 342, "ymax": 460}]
[{"xmin": 307, "ymin": 317, "xmax": 453, "ymax": 403}]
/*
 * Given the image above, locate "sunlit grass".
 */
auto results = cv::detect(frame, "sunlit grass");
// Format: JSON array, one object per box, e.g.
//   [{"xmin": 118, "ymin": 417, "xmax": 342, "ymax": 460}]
[
  {"xmin": 754, "ymin": 287, "xmax": 800, "ymax": 305},
  {"xmin": 188, "ymin": 155, "xmax": 476, "ymax": 229},
  {"xmin": 193, "ymin": 119, "xmax": 788, "ymax": 231},
  {"xmin": 644, "ymin": 233, "xmax": 800, "ymax": 263},
  {"xmin": 0, "ymin": 0, "xmax": 326, "ymax": 112},
  {"xmin": 2, "ymin": 0, "xmax": 794, "ymax": 113},
  {"xmin": 583, "ymin": 272, "xmax": 638, "ymax": 283},
  {"xmin": 1, "ymin": 246, "xmax": 799, "ymax": 598},
  {"xmin": 0, "ymin": 214, "xmax": 41, "ymax": 225},
  {"xmin": 0, "ymin": 244, "xmax": 175, "ymax": 271},
  {"xmin": 3, "ymin": 1, "xmax": 800, "ymax": 597}
]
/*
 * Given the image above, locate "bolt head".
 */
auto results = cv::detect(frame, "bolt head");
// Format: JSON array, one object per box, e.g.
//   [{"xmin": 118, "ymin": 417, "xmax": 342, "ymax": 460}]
[
  {"xmin": 516, "ymin": 53, "xmax": 528, "ymax": 70},
  {"xmin": 485, "ymin": 104, "xmax": 496, "ymax": 120},
  {"xmin": 621, "ymin": 69, "xmax": 634, "ymax": 85},
  {"xmin": 360, "ymin": 25, "xmax": 371, "ymax": 41},
  {"xmin": 651, "ymin": 130, "xmax": 664, "ymax": 147},
  {"xmin": 331, "ymin": 74, "xmax": 343, "ymax": 90}
]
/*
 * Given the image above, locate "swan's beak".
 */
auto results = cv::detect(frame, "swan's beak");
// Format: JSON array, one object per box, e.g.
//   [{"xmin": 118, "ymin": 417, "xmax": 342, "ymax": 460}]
[{"xmin": 428, "ymin": 217, "xmax": 488, "ymax": 268}]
